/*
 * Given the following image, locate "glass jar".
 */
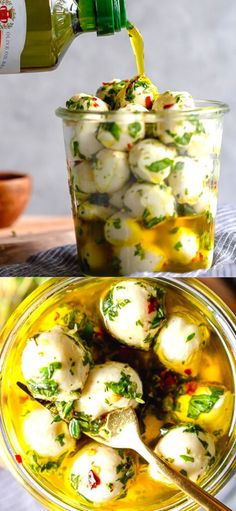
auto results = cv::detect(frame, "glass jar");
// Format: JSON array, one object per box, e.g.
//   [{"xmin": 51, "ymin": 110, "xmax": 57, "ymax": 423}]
[
  {"xmin": 0, "ymin": 277, "xmax": 235, "ymax": 511},
  {"xmin": 56, "ymin": 102, "xmax": 229, "ymax": 276}
]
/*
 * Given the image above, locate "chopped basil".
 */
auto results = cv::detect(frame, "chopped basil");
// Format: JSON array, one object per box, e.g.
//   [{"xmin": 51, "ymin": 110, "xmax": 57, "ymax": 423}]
[
  {"xmin": 105, "ymin": 371, "xmax": 144, "ymax": 404},
  {"xmin": 113, "ymin": 218, "xmax": 122, "ymax": 229},
  {"xmin": 175, "ymin": 132, "xmax": 193, "ymax": 146},
  {"xmin": 30, "ymin": 451, "xmax": 66, "ymax": 473},
  {"xmin": 55, "ymin": 401, "xmax": 74, "ymax": 420},
  {"xmin": 180, "ymin": 469, "xmax": 188, "ymax": 477},
  {"xmin": 76, "ymin": 413, "xmax": 105, "ymax": 435},
  {"xmin": 102, "ymin": 122, "xmax": 121, "ymax": 141},
  {"xmin": 39, "ymin": 362, "xmax": 62, "ymax": 380},
  {"xmin": 28, "ymin": 362, "xmax": 62, "ymax": 398},
  {"xmin": 70, "ymin": 473, "xmax": 82, "ymax": 491},
  {"xmin": 142, "ymin": 209, "xmax": 166, "ymax": 229},
  {"xmin": 128, "ymin": 122, "xmax": 142, "ymax": 139},
  {"xmin": 169, "ymin": 227, "xmax": 179, "ymax": 234},
  {"xmin": 102, "ymin": 288, "xmax": 131, "ymax": 321},
  {"xmin": 116, "ymin": 455, "xmax": 135, "ymax": 485},
  {"xmin": 186, "ymin": 333, "xmax": 196, "ymax": 342},
  {"xmin": 134, "ymin": 243, "xmax": 145, "ymax": 260},
  {"xmin": 187, "ymin": 387, "xmax": 224, "ymax": 419},
  {"xmin": 180, "ymin": 454, "xmax": 194, "ymax": 463},
  {"xmin": 69, "ymin": 418, "xmax": 81, "ymax": 439},
  {"xmin": 55, "ymin": 433, "xmax": 65, "ymax": 447},
  {"xmin": 146, "ymin": 158, "xmax": 173, "ymax": 173},
  {"xmin": 136, "ymin": 319, "xmax": 144, "ymax": 327},
  {"xmin": 174, "ymin": 241, "xmax": 183, "ymax": 251}
]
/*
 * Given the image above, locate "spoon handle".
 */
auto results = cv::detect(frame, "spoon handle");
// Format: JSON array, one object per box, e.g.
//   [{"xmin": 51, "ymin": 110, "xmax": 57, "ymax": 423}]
[{"xmin": 134, "ymin": 438, "xmax": 232, "ymax": 511}]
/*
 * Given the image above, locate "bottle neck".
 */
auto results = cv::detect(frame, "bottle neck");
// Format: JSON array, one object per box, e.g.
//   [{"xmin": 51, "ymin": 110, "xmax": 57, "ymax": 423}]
[{"xmin": 73, "ymin": 0, "xmax": 127, "ymax": 36}]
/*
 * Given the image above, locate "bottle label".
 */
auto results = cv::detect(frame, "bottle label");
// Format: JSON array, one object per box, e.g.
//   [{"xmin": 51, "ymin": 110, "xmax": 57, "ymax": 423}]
[{"xmin": 0, "ymin": 0, "xmax": 26, "ymax": 73}]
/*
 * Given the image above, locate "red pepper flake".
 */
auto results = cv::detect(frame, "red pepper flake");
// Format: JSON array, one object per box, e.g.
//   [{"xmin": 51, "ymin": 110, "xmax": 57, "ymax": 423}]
[
  {"xmin": 164, "ymin": 103, "xmax": 174, "ymax": 109},
  {"xmin": 127, "ymin": 143, "xmax": 133, "ymax": 150},
  {"xmin": 145, "ymin": 96, "xmax": 153, "ymax": 109},
  {"xmin": 184, "ymin": 369, "xmax": 192, "ymax": 376},
  {"xmin": 160, "ymin": 370, "xmax": 177, "ymax": 388},
  {"xmin": 94, "ymin": 326, "xmax": 104, "ymax": 338},
  {"xmin": 93, "ymin": 103, "xmax": 99, "ymax": 108},
  {"xmin": 15, "ymin": 454, "xmax": 23, "ymax": 464},
  {"xmin": 54, "ymin": 312, "xmax": 60, "ymax": 321},
  {"xmin": 88, "ymin": 470, "xmax": 101, "ymax": 489},
  {"xmin": 147, "ymin": 296, "xmax": 158, "ymax": 314},
  {"xmin": 186, "ymin": 381, "xmax": 198, "ymax": 395},
  {"xmin": 199, "ymin": 252, "xmax": 204, "ymax": 261}
]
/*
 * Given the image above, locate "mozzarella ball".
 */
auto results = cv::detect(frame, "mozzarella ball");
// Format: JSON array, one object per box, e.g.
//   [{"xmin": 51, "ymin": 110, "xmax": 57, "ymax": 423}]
[
  {"xmin": 96, "ymin": 79, "xmax": 128, "ymax": 109},
  {"xmin": 93, "ymin": 149, "xmax": 130, "ymax": 193},
  {"xmin": 192, "ymin": 189, "xmax": 218, "ymax": 219},
  {"xmin": 101, "ymin": 280, "xmax": 166, "ymax": 350},
  {"xmin": 109, "ymin": 183, "xmax": 131, "ymax": 209},
  {"xmin": 124, "ymin": 182, "xmax": 175, "ymax": 226},
  {"xmin": 72, "ymin": 161, "xmax": 97, "ymax": 194},
  {"xmin": 115, "ymin": 244, "xmax": 166, "ymax": 275},
  {"xmin": 80, "ymin": 241, "xmax": 108, "ymax": 273},
  {"xmin": 69, "ymin": 443, "xmax": 136, "ymax": 503},
  {"xmin": 74, "ymin": 123, "xmax": 103, "ymax": 160},
  {"xmin": 78, "ymin": 200, "xmax": 116, "ymax": 222},
  {"xmin": 66, "ymin": 93, "xmax": 109, "ymax": 112},
  {"xmin": 168, "ymin": 227, "xmax": 199, "ymax": 265},
  {"xmin": 148, "ymin": 424, "xmax": 215, "ymax": 483},
  {"xmin": 116, "ymin": 74, "xmax": 158, "ymax": 109},
  {"xmin": 155, "ymin": 118, "xmax": 195, "ymax": 147},
  {"xmin": 153, "ymin": 91, "xmax": 195, "ymax": 112},
  {"xmin": 23, "ymin": 408, "xmax": 75, "ymax": 458},
  {"xmin": 168, "ymin": 157, "xmax": 205, "ymax": 204},
  {"xmin": 129, "ymin": 139, "xmax": 176, "ymax": 184},
  {"xmin": 97, "ymin": 104, "xmax": 146, "ymax": 152},
  {"xmin": 154, "ymin": 315, "xmax": 203, "ymax": 376},
  {"xmin": 187, "ymin": 120, "xmax": 223, "ymax": 158},
  {"xmin": 22, "ymin": 326, "xmax": 92, "ymax": 402},
  {"xmin": 104, "ymin": 212, "xmax": 141, "ymax": 246},
  {"xmin": 75, "ymin": 362, "xmax": 143, "ymax": 419},
  {"xmin": 174, "ymin": 383, "xmax": 234, "ymax": 436}
]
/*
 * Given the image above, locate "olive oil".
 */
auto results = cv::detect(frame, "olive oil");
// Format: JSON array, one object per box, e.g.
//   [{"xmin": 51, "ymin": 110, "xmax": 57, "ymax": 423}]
[
  {"xmin": 127, "ymin": 22, "xmax": 145, "ymax": 76},
  {"xmin": 1, "ymin": 278, "xmax": 234, "ymax": 511}
]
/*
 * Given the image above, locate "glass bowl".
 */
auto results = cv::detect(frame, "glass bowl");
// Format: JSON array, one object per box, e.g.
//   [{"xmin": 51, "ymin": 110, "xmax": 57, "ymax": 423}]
[
  {"xmin": 0, "ymin": 277, "xmax": 235, "ymax": 511},
  {"xmin": 56, "ymin": 102, "xmax": 229, "ymax": 276}
]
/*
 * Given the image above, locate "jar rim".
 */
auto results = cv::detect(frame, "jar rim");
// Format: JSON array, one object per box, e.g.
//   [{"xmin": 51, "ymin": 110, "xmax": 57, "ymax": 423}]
[
  {"xmin": 0, "ymin": 277, "xmax": 235, "ymax": 511},
  {"xmin": 56, "ymin": 100, "xmax": 229, "ymax": 122}
]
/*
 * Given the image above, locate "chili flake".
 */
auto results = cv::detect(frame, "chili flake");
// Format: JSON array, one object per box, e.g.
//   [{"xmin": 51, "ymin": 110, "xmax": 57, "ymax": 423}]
[
  {"xmin": 15, "ymin": 454, "xmax": 23, "ymax": 464},
  {"xmin": 88, "ymin": 470, "xmax": 101, "ymax": 489}
]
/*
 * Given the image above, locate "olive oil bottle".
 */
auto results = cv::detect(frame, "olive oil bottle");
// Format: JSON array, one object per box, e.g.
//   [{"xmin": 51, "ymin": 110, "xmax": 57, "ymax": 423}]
[{"xmin": 0, "ymin": 0, "xmax": 127, "ymax": 73}]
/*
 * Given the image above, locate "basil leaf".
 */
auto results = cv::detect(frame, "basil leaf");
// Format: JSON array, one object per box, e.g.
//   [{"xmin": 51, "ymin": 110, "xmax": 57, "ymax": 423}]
[
  {"xmin": 146, "ymin": 158, "xmax": 173, "ymax": 173},
  {"xmin": 187, "ymin": 387, "xmax": 224, "ymax": 419}
]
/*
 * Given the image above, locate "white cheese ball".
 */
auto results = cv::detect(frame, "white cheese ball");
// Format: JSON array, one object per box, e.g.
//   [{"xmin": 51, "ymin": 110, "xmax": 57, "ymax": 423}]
[
  {"xmin": 174, "ymin": 383, "xmax": 234, "ymax": 436},
  {"xmin": 72, "ymin": 161, "xmax": 97, "ymax": 194},
  {"xmin": 109, "ymin": 183, "xmax": 131, "ymax": 209},
  {"xmin": 96, "ymin": 79, "xmax": 128, "ymax": 109},
  {"xmin": 192, "ymin": 189, "xmax": 218, "ymax": 219},
  {"xmin": 129, "ymin": 139, "xmax": 176, "ymax": 184},
  {"xmin": 74, "ymin": 123, "xmax": 103, "ymax": 160},
  {"xmin": 153, "ymin": 91, "xmax": 195, "ymax": 111},
  {"xmin": 149, "ymin": 424, "xmax": 215, "ymax": 483},
  {"xmin": 97, "ymin": 104, "xmax": 146, "ymax": 152},
  {"xmin": 168, "ymin": 227, "xmax": 199, "ymax": 265},
  {"xmin": 124, "ymin": 182, "xmax": 175, "ymax": 226},
  {"xmin": 66, "ymin": 93, "xmax": 109, "ymax": 112},
  {"xmin": 168, "ymin": 157, "xmax": 205, "ymax": 204},
  {"xmin": 22, "ymin": 326, "xmax": 91, "ymax": 402},
  {"xmin": 155, "ymin": 119, "xmax": 196, "ymax": 147},
  {"xmin": 93, "ymin": 149, "xmax": 130, "ymax": 193},
  {"xmin": 78, "ymin": 201, "xmax": 116, "ymax": 222},
  {"xmin": 115, "ymin": 244, "xmax": 166, "ymax": 275},
  {"xmin": 104, "ymin": 212, "xmax": 141, "ymax": 246},
  {"xmin": 116, "ymin": 75, "xmax": 158, "ymax": 109},
  {"xmin": 101, "ymin": 280, "xmax": 166, "ymax": 350},
  {"xmin": 75, "ymin": 362, "xmax": 143, "ymax": 419},
  {"xmin": 80, "ymin": 241, "xmax": 108, "ymax": 273},
  {"xmin": 23, "ymin": 408, "xmax": 75, "ymax": 458},
  {"xmin": 154, "ymin": 315, "xmax": 203, "ymax": 376},
  {"xmin": 69, "ymin": 443, "xmax": 136, "ymax": 503},
  {"xmin": 187, "ymin": 120, "xmax": 223, "ymax": 158}
]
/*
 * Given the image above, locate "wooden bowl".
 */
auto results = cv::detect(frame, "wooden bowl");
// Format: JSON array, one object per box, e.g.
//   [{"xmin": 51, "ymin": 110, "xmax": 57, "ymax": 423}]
[{"xmin": 0, "ymin": 172, "xmax": 32, "ymax": 228}]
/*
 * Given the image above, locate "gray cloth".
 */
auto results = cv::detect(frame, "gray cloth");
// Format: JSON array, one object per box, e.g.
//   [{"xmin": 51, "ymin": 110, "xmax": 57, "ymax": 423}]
[{"xmin": 0, "ymin": 205, "xmax": 235, "ymax": 277}]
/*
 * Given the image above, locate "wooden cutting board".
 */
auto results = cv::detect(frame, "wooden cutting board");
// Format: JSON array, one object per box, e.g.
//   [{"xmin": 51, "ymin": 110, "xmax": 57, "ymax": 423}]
[{"xmin": 0, "ymin": 216, "xmax": 75, "ymax": 265}]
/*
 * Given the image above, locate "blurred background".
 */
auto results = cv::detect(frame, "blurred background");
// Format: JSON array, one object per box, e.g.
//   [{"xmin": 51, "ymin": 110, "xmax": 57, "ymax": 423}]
[{"xmin": 0, "ymin": 0, "xmax": 235, "ymax": 215}]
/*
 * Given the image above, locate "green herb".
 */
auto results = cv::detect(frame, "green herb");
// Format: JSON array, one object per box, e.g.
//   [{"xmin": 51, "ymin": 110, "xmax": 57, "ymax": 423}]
[
  {"xmin": 70, "ymin": 473, "xmax": 82, "ymax": 491},
  {"xmin": 102, "ymin": 288, "xmax": 131, "ymax": 321},
  {"xmin": 142, "ymin": 209, "xmax": 166, "ymax": 229},
  {"xmin": 105, "ymin": 371, "xmax": 144, "ymax": 404},
  {"xmin": 116, "ymin": 455, "xmax": 135, "ymax": 485},
  {"xmin": 187, "ymin": 387, "xmax": 224, "ymax": 419},
  {"xmin": 182, "ymin": 424, "xmax": 203, "ymax": 435},
  {"xmin": 136, "ymin": 319, "xmax": 144, "ymax": 327},
  {"xmin": 175, "ymin": 132, "xmax": 193, "ymax": 146},
  {"xmin": 169, "ymin": 227, "xmax": 179, "ymax": 234},
  {"xmin": 180, "ymin": 469, "xmax": 188, "ymax": 477},
  {"xmin": 174, "ymin": 241, "xmax": 183, "ymax": 251},
  {"xmin": 39, "ymin": 362, "xmax": 62, "ymax": 380},
  {"xmin": 128, "ymin": 122, "xmax": 142, "ymax": 139},
  {"xmin": 55, "ymin": 401, "xmax": 74, "ymax": 420},
  {"xmin": 77, "ymin": 413, "xmax": 105, "ymax": 435},
  {"xmin": 103, "ymin": 122, "xmax": 121, "ymax": 141},
  {"xmin": 146, "ymin": 158, "xmax": 173, "ymax": 173},
  {"xmin": 113, "ymin": 218, "xmax": 122, "ymax": 229},
  {"xmin": 134, "ymin": 243, "xmax": 145, "ymax": 260},
  {"xmin": 69, "ymin": 418, "xmax": 81, "ymax": 439},
  {"xmin": 89, "ymin": 193, "xmax": 109, "ymax": 207},
  {"xmin": 198, "ymin": 438, "xmax": 209, "ymax": 450},
  {"xmin": 28, "ymin": 361, "xmax": 62, "ymax": 398},
  {"xmin": 83, "ymin": 350, "xmax": 93, "ymax": 366},
  {"xmin": 30, "ymin": 452, "xmax": 66, "ymax": 473},
  {"xmin": 186, "ymin": 333, "xmax": 196, "ymax": 342},
  {"xmin": 55, "ymin": 433, "xmax": 65, "ymax": 446},
  {"xmin": 180, "ymin": 454, "xmax": 194, "ymax": 463}
]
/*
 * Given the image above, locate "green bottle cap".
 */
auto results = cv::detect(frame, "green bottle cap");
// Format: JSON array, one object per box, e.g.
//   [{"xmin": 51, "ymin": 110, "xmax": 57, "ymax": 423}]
[{"xmin": 78, "ymin": 0, "xmax": 127, "ymax": 36}]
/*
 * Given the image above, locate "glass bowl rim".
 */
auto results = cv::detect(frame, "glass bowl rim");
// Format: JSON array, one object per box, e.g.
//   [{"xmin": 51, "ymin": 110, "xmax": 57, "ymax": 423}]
[
  {"xmin": 55, "ymin": 100, "xmax": 229, "ymax": 122},
  {"xmin": 0, "ymin": 277, "xmax": 235, "ymax": 511}
]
